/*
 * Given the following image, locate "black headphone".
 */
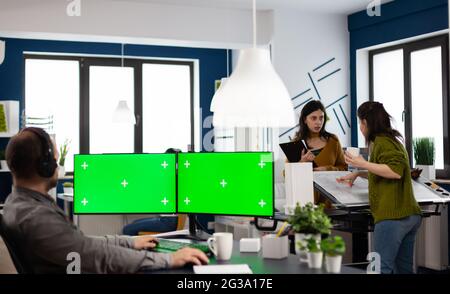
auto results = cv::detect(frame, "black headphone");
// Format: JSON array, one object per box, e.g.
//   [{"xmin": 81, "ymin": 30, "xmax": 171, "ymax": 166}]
[{"xmin": 21, "ymin": 127, "xmax": 58, "ymax": 178}]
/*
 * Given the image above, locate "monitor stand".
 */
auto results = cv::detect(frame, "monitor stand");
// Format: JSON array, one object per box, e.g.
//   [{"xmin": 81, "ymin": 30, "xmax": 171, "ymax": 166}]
[
  {"xmin": 186, "ymin": 214, "xmax": 208, "ymax": 241},
  {"xmin": 157, "ymin": 215, "xmax": 208, "ymax": 242}
]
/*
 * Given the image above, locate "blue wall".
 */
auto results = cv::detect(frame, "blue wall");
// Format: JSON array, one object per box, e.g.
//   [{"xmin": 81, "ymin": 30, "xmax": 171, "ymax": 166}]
[
  {"xmin": 348, "ymin": 0, "xmax": 448, "ymax": 146},
  {"xmin": 0, "ymin": 37, "xmax": 228, "ymax": 151},
  {"xmin": 0, "ymin": 37, "xmax": 228, "ymax": 202}
]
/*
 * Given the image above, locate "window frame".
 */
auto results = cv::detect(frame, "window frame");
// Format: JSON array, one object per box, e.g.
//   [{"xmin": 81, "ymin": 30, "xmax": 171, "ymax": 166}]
[
  {"xmin": 24, "ymin": 54, "xmax": 195, "ymax": 173},
  {"xmin": 369, "ymin": 34, "xmax": 450, "ymax": 179}
]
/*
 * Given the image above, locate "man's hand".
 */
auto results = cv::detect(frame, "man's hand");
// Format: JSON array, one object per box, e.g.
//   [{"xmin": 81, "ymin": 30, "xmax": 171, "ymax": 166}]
[
  {"xmin": 170, "ymin": 247, "xmax": 209, "ymax": 268},
  {"xmin": 133, "ymin": 235, "xmax": 159, "ymax": 250}
]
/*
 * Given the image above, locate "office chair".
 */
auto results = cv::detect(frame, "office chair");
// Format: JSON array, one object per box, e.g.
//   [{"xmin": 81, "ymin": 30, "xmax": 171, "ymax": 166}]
[
  {"xmin": 137, "ymin": 214, "xmax": 187, "ymax": 236},
  {"xmin": 0, "ymin": 214, "xmax": 32, "ymax": 274}
]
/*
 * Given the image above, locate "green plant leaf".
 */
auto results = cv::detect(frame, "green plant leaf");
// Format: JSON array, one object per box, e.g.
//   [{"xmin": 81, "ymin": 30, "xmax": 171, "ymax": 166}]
[
  {"xmin": 321, "ymin": 236, "xmax": 346, "ymax": 256},
  {"xmin": 287, "ymin": 202, "xmax": 332, "ymax": 234},
  {"xmin": 413, "ymin": 137, "xmax": 435, "ymax": 165}
]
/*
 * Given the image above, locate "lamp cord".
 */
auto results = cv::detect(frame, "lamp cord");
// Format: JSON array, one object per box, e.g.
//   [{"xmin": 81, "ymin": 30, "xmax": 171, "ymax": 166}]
[
  {"xmin": 226, "ymin": 49, "xmax": 229, "ymax": 77},
  {"xmin": 252, "ymin": 0, "xmax": 256, "ymax": 48},
  {"xmin": 121, "ymin": 43, "xmax": 124, "ymax": 67}
]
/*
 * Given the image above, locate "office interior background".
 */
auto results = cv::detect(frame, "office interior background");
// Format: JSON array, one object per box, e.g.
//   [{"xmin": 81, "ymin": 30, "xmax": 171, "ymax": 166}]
[{"xmin": 0, "ymin": 0, "xmax": 450, "ymax": 274}]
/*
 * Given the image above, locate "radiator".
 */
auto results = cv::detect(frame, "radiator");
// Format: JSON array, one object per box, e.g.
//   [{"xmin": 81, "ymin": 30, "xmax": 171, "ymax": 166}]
[{"xmin": 416, "ymin": 205, "xmax": 449, "ymax": 270}]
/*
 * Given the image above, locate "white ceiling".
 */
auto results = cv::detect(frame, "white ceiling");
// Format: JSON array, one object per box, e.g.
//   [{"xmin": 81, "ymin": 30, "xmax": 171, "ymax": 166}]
[{"xmin": 109, "ymin": 0, "xmax": 394, "ymax": 14}]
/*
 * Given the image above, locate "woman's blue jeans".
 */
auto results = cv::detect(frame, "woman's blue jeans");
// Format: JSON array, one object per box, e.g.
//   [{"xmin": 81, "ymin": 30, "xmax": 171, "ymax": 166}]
[{"xmin": 374, "ymin": 214, "xmax": 422, "ymax": 274}]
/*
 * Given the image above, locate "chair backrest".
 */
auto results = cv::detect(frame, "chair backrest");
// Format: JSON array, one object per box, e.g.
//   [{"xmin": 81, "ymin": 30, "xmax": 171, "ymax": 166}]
[
  {"xmin": 137, "ymin": 215, "xmax": 188, "ymax": 236},
  {"xmin": 176, "ymin": 214, "xmax": 187, "ymax": 230},
  {"xmin": 0, "ymin": 214, "xmax": 32, "ymax": 274}
]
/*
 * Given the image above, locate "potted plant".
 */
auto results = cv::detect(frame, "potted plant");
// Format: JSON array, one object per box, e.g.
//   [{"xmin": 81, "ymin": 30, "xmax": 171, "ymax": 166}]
[
  {"xmin": 63, "ymin": 182, "xmax": 73, "ymax": 195},
  {"xmin": 305, "ymin": 237, "xmax": 323, "ymax": 269},
  {"xmin": 0, "ymin": 150, "xmax": 8, "ymax": 171},
  {"xmin": 288, "ymin": 202, "xmax": 332, "ymax": 262},
  {"xmin": 413, "ymin": 137, "xmax": 435, "ymax": 180},
  {"xmin": 58, "ymin": 139, "xmax": 70, "ymax": 178},
  {"xmin": 321, "ymin": 236, "xmax": 346, "ymax": 273}
]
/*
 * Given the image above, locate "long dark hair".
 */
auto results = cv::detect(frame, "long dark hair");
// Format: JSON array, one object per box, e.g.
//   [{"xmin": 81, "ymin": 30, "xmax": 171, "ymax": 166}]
[
  {"xmin": 293, "ymin": 100, "xmax": 332, "ymax": 142},
  {"xmin": 357, "ymin": 101, "xmax": 403, "ymax": 144}
]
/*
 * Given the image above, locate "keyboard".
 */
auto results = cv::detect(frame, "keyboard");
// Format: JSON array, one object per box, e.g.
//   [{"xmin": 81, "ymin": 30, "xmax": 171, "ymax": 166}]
[{"xmin": 154, "ymin": 239, "xmax": 210, "ymax": 254}]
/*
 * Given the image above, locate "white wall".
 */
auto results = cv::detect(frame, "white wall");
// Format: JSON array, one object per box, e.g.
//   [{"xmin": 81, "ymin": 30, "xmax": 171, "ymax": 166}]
[
  {"xmin": 0, "ymin": 1, "xmax": 351, "ymax": 184},
  {"xmin": 271, "ymin": 9, "xmax": 350, "ymax": 181},
  {"xmin": 0, "ymin": 0, "xmax": 272, "ymax": 49}
]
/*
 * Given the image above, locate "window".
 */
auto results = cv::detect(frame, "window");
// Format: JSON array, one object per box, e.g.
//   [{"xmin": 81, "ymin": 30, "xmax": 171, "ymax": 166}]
[
  {"xmin": 142, "ymin": 63, "xmax": 192, "ymax": 152},
  {"xmin": 89, "ymin": 66, "xmax": 135, "ymax": 154},
  {"xmin": 410, "ymin": 47, "xmax": 445, "ymax": 170},
  {"xmin": 372, "ymin": 49, "xmax": 405, "ymax": 139},
  {"xmin": 25, "ymin": 57, "xmax": 80, "ymax": 172},
  {"xmin": 369, "ymin": 35, "xmax": 450, "ymax": 178},
  {"xmin": 25, "ymin": 55, "xmax": 195, "ymax": 173}
]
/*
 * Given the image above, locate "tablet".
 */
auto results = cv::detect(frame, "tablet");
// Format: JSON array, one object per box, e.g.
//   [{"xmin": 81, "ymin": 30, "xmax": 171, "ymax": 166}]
[
  {"xmin": 279, "ymin": 141, "xmax": 317, "ymax": 167},
  {"xmin": 279, "ymin": 141, "xmax": 304, "ymax": 163}
]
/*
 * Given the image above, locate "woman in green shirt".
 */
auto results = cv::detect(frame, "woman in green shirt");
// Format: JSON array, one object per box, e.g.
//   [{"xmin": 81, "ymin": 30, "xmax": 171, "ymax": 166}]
[{"xmin": 337, "ymin": 101, "xmax": 422, "ymax": 274}]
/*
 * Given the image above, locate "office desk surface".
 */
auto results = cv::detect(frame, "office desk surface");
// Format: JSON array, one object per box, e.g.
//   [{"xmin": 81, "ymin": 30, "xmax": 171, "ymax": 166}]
[{"xmin": 147, "ymin": 241, "xmax": 365, "ymax": 274}]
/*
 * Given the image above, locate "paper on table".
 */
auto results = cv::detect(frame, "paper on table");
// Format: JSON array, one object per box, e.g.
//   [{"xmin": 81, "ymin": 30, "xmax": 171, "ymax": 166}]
[
  {"xmin": 314, "ymin": 171, "xmax": 369, "ymax": 205},
  {"xmin": 194, "ymin": 264, "xmax": 253, "ymax": 274},
  {"xmin": 153, "ymin": 229, "xmax": 190, "ymax": 238},
  {"xmin": 313, "ymin": 171, "xmax": 449, "ymax": 206}
]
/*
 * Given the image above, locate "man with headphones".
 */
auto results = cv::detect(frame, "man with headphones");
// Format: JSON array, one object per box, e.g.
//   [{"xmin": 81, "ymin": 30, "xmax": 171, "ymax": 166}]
[{"xmin": 2, "ymin": 127, "xmax": 208, "ymax": 273}]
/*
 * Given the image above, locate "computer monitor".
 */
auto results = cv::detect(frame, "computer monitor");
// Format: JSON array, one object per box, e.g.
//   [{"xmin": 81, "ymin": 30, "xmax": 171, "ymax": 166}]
[
  {"xmin": 177, "ymin": 152, "xmax": 274, "ymax": 217},
  {"xmin": 73, "ymin": 153, "xmax": 176, "ymax": 214}
]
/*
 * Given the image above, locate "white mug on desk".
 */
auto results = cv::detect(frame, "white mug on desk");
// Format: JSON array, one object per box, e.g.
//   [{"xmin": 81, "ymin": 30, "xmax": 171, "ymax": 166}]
[{"xmin": 207, "ymin": 233, "xmax": 233, "ymax": 261}]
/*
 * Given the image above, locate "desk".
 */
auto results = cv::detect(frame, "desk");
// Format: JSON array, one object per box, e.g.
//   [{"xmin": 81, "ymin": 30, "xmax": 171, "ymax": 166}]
[{"xmin": 147, "ymin": 240, "xmax": 365, "ymax": 274}]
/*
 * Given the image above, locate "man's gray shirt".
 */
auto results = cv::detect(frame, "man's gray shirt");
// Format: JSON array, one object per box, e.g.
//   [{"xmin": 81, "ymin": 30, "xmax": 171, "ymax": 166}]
[{"xmin": 2, "ymin": 187, "xmax": 171, "ymax": 273}]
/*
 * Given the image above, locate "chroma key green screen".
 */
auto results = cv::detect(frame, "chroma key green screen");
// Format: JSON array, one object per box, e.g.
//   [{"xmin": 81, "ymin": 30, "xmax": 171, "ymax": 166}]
[
  {"xmin": 177, "ymin": 152, "xmax": 274, "ymax": 217},
  {"xmin": 74, "ymin": 154, "xmax": 176, "ymax": 214}
]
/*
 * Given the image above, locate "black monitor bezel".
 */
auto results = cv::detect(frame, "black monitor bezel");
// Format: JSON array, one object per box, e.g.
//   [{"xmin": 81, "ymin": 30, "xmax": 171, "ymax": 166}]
[
  {"xmin": 71, "ymin": 151, "xmax": 275, "ymax": 218},
  {"xmin": 176, "ymin": 151, "xmax": 275, "ymax": 218}
]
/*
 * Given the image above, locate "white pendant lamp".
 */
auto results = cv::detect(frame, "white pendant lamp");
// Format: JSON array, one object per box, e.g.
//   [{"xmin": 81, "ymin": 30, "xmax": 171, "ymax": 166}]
[
  {"xmin": 210, "ymin": 0, "xmax": 295, "ymax": 128},
  {"xmin": 113, "ymin": 100, "xmax": 136, "ymax": 124},
  {"xmin": 112, "ymin": 44, "xmax": 136, "ymax": 125},
  {"xmin": 210, "ymin": 77, "xmax": 228, "ymax": 111},
  {"xmin": 0, "ymin": 40, "xmax": 5, "ymax": 65}
]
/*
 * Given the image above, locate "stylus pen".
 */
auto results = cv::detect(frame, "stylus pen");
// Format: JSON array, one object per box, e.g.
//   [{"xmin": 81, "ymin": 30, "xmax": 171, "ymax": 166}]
[
  {"xmin": 301, "ymin": 140, "xmax": 309, "ymax": 151},
  {"xmin": 276, "ymin": 221, "xmax": 288, "ymax": 238}
]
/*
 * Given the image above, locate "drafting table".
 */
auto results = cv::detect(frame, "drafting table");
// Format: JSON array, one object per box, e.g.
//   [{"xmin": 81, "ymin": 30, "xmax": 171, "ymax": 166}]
[
  {"xmin": 312, "ymin": 171, "xmax": 450, "ymax": 263},
  {"xmin": 313, "ymin": 171, "xmax": 450, "ymax": 210}
]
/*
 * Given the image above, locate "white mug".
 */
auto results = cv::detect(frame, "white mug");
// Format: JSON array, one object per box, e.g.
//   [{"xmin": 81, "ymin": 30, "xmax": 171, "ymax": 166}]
[
  {"xmin": 346, "ymin": 147, "xmax": 360, "ymax": 172},
  {"xmin": 207, "ymin": 232, "xmax": 233, "ymax": 260},
  {"xmin": 346, "ymin": 147, "xmax": 360, "ymax": 157}
]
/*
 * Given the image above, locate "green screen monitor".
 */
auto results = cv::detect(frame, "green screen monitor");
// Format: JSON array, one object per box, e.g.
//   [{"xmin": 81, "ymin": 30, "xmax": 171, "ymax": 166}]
[
  {"xmin": 177, "ymin": 152, "xmax": 274, "ymax": 217},
  {"xmin": 74, "ymin": 154, "xmax": 176, "ymax": 214}
]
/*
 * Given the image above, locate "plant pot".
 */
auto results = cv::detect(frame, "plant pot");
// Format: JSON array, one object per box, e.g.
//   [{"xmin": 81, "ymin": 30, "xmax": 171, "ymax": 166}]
[
  {"xmin": 416, "ymin": 165, "xmax": 435, "ymax": 180},
  {"xmin": 58, "ymin": 166, "xmax": 66, "ymax": 178},
  {"xmin": 325, "ymin": 255, "xmax": 342, "ymax": 273},
  {"xmin": 307, "ymin": 251, "xmax": 323, "ymax": 269},
  {"xmin": 63, "ymin": 187, "xmax": 73, "ymax": 195},
  {"xmin": 0, "ymin": 160, "xmax": 9, "ymax": 171},
  {"xmin": 295, "ymin": 233, "xmax": 321, "ymax": 263}
]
